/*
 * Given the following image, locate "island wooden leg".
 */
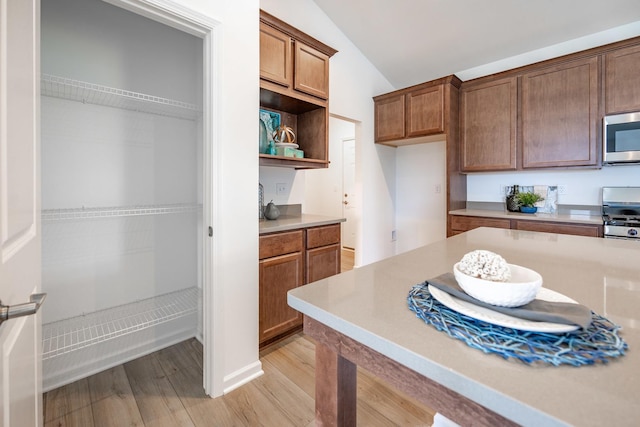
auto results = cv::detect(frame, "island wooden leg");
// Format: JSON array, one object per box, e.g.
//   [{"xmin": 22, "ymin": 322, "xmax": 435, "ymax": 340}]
[{"xmin": 315, "ymin": 341, "xmax": 357, "ymax": 426}]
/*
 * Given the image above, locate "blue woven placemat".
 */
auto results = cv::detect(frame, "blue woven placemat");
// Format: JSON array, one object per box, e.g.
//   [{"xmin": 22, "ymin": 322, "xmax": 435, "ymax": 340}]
[{"xmin": 408, "ymin": 282, "xmax": 627, "ymax": 366}]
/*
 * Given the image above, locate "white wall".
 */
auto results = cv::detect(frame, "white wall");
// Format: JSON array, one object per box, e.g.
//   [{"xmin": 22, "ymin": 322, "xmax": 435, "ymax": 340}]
[
  {"xmin": 260, "ymin": 0, "xmax": 396, "ymax": 266},
  {"xmin": 183, "ymin": 0, "xmax": 262, "ymax": 396},
  {"xmin": 395, "ymin": 141, "xmax": 447, "ymax": 254},
  {"xmin": 259, "ymin": 166, "xmax": 302, "ymax": 207},
  {"xmin": 41, "ymin": 0, "xmax": 201, "ymax": 103},
  {"xmin": 467, "ymin": 165, "xmax": 640, "ymax": 206}
]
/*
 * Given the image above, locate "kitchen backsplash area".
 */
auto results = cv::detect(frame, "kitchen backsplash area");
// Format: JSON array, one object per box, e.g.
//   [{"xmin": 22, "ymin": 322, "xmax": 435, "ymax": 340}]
[
  {"xmin": 259, "ymin": 166, "xmax": 305, "ymax": 207},
  {"xmin": 466, "ymin": 165, "xmax": 640, "ymax": 207}
]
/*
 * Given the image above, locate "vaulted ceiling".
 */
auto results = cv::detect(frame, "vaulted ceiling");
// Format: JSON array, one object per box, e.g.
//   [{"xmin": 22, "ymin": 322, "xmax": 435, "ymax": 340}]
[{"xmin": 313, "ymin": 0, "xmax": 640, "ymax": 88}]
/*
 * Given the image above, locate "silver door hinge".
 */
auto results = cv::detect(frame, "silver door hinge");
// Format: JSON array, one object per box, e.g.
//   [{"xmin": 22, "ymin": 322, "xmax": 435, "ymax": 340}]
[{"xmin": 208, "ymin": 226, "xmax": 213, "ymax": 237}]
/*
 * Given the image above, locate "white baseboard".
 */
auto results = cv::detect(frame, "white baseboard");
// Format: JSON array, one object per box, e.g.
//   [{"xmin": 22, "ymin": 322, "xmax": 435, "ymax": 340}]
[{"xmin": 222, "ymin": 360, "xmax": 264, "ymax": 394}]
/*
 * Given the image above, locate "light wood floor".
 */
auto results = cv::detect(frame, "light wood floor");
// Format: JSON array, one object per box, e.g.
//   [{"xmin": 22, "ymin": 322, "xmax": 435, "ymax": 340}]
[
  {"xmin": 44, "ymin": 333, "xmax": 435, "ymax": 426},
  {"xmin": 341, "ymin": 247, "xmax": 355, "ymax": 272}
]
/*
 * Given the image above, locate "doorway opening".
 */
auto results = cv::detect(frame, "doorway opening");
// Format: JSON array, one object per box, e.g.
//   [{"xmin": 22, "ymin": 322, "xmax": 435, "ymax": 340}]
[
  {"xmin": 304, "ymin": 115, "xmax": 360, "ymax": 270},
  {"xmin": 39, "ymin": 0, "xmax": 220, "ymax": 396}
]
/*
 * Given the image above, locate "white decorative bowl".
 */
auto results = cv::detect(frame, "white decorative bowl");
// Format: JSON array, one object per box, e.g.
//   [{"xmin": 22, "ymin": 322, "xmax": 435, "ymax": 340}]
[{"xmin": 453, "ymin": 262, "xmax": 542, "ymax": 307}]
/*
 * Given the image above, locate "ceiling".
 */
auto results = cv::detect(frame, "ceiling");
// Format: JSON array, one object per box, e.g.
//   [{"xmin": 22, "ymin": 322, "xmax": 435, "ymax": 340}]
[{"xmin": 313, "ymin": 0, "xmax": 640, "ymax": 88}]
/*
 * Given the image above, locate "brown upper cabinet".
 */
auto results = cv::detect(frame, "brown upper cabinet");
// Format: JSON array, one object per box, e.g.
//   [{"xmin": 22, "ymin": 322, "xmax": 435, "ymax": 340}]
[
  {"xmin": 374, "ymin": 76, "xmax": 459, "ymax": 146},
  {"xmin": 259, "ymin": 11, "xmax": 334, "ymax": 103},
  {"xmin": 605, "ymin": 43, "xmax": 640, "ymax": 115},
  {"xmin": 406, "ymin": 85, "xmax": 445, "ymax": 137},
  {"xmin": 521, "ymin": 56, "xmax": 599, "ymax": 168},
  {"xmin": 460, "ymin": 54, "xmax": 600, "ymax": 172},
  {"xmin": 260, "ymin": 23, "xmax": 292, "ymax": 89},
  {"xmin": 460, "ymin": 77, "xmax": 517, "ymax": 171},
  {"xmin": 259, "ymin": 10, "xmax": 337, "ymax": 170},
  {"xmin": 375, "ymin": 94, "xmax": 405, "ymax": 142},
  {"xmin": 294, "ymin": 41, "xmax": 330, "ymax": 100}
]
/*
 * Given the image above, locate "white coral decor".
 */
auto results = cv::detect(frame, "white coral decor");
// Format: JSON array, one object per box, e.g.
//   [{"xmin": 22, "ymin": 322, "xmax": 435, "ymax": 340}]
[{"xmin": 458, "ymin": 250, "xmax": 511, "ymax": 282}]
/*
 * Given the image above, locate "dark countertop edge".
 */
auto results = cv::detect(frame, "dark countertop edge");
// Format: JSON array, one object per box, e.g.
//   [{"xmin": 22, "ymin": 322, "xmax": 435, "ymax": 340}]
[{"xmin": 259, "ymin": 214, "xmax": 346, "ymax": 234}]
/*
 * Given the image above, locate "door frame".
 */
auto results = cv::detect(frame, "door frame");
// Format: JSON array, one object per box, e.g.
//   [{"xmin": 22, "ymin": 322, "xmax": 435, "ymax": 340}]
[
  {"xmin": 341, "ymin": 136, "xmax": 356, "ymax": 250},
  {"xmin": 103, "ymin": 0, "xmax": 222, "ymax": 397}
]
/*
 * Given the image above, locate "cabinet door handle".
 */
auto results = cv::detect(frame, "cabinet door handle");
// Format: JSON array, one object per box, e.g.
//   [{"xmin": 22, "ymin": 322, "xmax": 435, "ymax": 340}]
[{"xmin": 0, "ymin": 293, "xmax": 47, "ymax": 326}]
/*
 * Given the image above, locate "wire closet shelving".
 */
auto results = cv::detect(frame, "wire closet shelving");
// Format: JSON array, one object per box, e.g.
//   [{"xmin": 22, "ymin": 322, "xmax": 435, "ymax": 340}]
[{"xmin": 41, "ymin": 73, "xmax": 201, "ymax": 120}]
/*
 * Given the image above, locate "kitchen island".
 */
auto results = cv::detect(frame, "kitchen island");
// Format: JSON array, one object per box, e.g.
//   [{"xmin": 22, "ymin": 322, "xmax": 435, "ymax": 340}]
[{"xmin": 288, "ymin": 227, "xmax": 639, "ymax": 426}]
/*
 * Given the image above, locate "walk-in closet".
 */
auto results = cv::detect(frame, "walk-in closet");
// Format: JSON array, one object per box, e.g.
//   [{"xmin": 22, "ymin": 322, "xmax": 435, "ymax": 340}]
[{"xmin": 40, "ymin": 0, "xmax": 204, "ymax": 391}]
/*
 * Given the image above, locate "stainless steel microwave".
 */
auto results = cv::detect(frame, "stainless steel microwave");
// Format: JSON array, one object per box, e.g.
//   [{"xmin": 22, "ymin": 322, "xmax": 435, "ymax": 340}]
[{"xmin": 604, "ymin": 112, "xmax": 640, "ymax": 165}]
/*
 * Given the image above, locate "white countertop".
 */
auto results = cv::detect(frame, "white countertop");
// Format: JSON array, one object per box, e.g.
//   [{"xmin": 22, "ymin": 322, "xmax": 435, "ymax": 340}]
[
  {"xmin": 259, "ymin": 214, "xmax": 345, "ymax": 234},
  {"xmin": 449, "ymin": 208, "xmax": 602, "ymax": 225},
  {"xmin": 288, "ymin": 227, "xmax": 639, "ymax": 426}
]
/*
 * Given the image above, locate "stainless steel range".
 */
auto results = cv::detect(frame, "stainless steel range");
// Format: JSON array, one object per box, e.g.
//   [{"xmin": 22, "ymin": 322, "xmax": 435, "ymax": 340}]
[{"xmin": 602, "ymin": 187, "xmax": 640, "ymax": 240}]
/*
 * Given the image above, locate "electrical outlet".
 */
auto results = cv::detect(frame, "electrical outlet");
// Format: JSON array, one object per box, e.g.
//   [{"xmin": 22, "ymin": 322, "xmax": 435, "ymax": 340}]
[
  {"xmin": 391, "ymin": 230, "xmax": 397, "ymax": 242},
  {"xmin": 558, "ymin": 185, "xmax": 567, "ymax": 195},
  {"xmin": 435, "ymin": 184, "xmax": 442, "ymax": 194},
  {"xmin": 276, "ymin": 183, "xmax": 287, "ymax": 195}
]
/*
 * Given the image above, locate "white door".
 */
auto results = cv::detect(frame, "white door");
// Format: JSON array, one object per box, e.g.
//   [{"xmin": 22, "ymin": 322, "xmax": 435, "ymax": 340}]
[
  {"xmin": 0, "ymin": 0, "xmax": 43, "ymax": 426},
  {"xmin": 342, "ymin": 138, "xmax": 357, "ymax": 249}
]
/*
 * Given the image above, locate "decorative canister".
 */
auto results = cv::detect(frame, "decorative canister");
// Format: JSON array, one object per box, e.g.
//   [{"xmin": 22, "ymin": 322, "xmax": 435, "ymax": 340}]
[{"xmin": 506, "ymin": 185, "xmax": 520, "ymax": 212}]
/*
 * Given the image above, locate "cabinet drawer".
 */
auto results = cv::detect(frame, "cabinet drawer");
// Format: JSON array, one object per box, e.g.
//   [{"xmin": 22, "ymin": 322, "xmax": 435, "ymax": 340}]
[
  {"xmin": 259, "ymin": 230, "xmax": 304, "ymax": 259},
  {"xmin": 306, "ymin": 224, "xmax": 341, "ymax": 249},
  {"xmin": 450, "ymin": 216, "xmax": 511, "ymax": 232},
  {"xmin": 513, "ymin": 220, "xmax": 602, "ymax": 237}
]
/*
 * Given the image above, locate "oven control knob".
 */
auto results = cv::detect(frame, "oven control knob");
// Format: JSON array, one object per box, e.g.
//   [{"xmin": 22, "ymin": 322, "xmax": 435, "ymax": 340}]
[{"xmin": 629, "ymin": 228, "xmax": 638, "ymax": 237}]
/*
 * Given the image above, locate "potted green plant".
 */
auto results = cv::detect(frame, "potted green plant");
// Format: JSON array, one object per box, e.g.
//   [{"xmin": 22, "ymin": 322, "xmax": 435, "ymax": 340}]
[{"xmin": 515, "ymin": 191, "xmax": 545, "ymax": 213}]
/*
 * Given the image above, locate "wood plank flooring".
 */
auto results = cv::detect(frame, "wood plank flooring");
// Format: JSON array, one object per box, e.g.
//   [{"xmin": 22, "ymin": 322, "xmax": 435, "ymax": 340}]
[
  {"xmin": 44, "ymin": 334, "xmax": 435, "ymax": 426},
  {"xmin": 341, "ymin": 247, "xmax": 355, "ymax": 272}
]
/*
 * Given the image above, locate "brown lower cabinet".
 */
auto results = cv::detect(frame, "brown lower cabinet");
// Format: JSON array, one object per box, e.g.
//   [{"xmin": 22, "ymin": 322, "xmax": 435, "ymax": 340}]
[
  {"xmin": 259, "ymin": 223, "xmax": 341, "ymax": 346},
  {"xmin": 450, "ymin": 215, "xmax": 602, "ymax": 238}
]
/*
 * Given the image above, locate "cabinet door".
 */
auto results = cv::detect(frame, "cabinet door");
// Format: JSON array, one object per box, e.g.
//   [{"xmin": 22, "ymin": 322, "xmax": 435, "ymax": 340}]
[
  {"xmin": 306, "ymin": 244, "xmax": 341, "ymax": 284},
  {"xmin": 406, "ymin": 85, "xmax": 444, "ymax": 137},
  {"xmin": 461, "ymin": 77, "xmax": 517, "ymax": 171},
  {"xmin": 605, "ymin": 44, "xmax": 640, "ymax": 114},
  {"xmin": 521, "ymin": 57, "xmax": 599, "ymax": 168},
  {"xmin": 259, "ymin": 252, "xmax": 304, "ymax": 343},
  {"xmin": 294, "ymin": 40, "xmax": 330, "ymax": 99},
  {"xmin": 375, "ymin": 94, "xmax": 406, "ymax": 142},
  {"xmin": 260, "ymin": 23, "xmax": 292, "ymax": 88}
]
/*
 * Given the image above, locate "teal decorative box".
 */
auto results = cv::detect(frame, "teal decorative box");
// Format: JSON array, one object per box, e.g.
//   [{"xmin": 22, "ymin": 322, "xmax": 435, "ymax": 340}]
[
  {"xmin": 276, "ymin": 146, "xmax": 297, "ymax": 157},
  {"xmin": 275, "ymin": 147, "xmax": 304, "ymax": 158}
]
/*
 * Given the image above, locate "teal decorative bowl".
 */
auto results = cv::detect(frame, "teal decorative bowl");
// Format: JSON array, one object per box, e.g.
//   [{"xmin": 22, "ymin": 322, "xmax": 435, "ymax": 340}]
[{"xmin": 520, "ymin": 206, "xmax": 537, "ymax": 214}]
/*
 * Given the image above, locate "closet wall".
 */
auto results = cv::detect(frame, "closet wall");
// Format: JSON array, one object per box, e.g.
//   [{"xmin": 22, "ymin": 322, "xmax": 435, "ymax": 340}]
[{"xmin": 41, "ymin": 0, "xmax": 203, "ymax": 391}]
